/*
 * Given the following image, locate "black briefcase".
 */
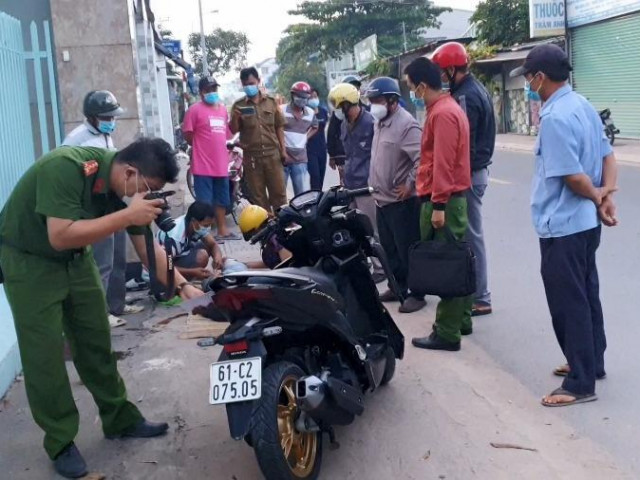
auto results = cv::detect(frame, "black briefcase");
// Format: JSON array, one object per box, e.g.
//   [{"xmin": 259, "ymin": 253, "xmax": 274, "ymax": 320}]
[{"xmin": 408, "ymin": 226, "xmax": 476, "ymax": 298}]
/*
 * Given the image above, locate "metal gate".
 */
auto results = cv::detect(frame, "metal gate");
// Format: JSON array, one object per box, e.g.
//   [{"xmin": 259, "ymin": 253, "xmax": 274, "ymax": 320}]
[
  {"xmin": 571, "ymin": 13, "xmax": 640, "ymax": 139},
  {"xmin": 0, "ymin": 11, "xmax": 61, "ymax": 208}
]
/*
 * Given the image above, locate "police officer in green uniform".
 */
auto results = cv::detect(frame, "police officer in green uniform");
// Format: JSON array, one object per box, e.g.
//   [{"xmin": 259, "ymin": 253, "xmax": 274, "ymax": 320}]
[{"xmin": 0, "ymin": 138, "xmax": 203, "ymax": 478}]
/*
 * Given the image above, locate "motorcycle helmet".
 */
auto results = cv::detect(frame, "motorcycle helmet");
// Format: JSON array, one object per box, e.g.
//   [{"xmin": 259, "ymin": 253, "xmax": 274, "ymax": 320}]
[
  {"xmin": 341, "ymin": 74, "xmax": 362, "ymax": 89},
  {"xmin": 328, "ymin": 83, "xmax": 360, "ymax": 109},
  {"xmin": 432, "ymin": 42, "xmax": 470, "ymax": 70},
  {"xmin": 83, "ymin": 90, "xmax": 124, "ymax": 118},
  {"xmin": 365, "ymin": 77, "xmax": 401, "ymax": 100},
  {"xmin": 238, "ymin": 205, "xmax": 269, "ymax": 241},
  {"xmin": 290, "ymin": 81, "xmax": 312, "ymax": 99}
]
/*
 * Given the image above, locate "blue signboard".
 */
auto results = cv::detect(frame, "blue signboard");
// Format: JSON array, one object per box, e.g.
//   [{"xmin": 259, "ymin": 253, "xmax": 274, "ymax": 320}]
[
  {"xmin": 162, "ymin": 40, "xmax": 182, "ymax": 56},
  {"xmin": 567, "ymin": 0, "xmax": 640, "ymax": 27}
]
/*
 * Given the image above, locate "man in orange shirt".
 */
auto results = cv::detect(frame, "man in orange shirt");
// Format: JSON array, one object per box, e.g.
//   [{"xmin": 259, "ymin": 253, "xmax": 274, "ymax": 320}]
[{"xmin": 404, "ymin": 57, "xmax": 472, "ymax": 351}]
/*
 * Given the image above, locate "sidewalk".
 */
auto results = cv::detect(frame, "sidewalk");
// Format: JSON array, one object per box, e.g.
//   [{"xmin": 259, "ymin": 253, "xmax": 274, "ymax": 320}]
[{"xmin": 496, "ymin": 133, "xmax": 640, "ymax": 164}]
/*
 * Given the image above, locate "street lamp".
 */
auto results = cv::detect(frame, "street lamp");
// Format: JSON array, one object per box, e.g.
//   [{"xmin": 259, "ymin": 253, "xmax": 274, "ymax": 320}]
[{"xmin": 198, "ymin": 1, "xmax": 219, "ymax": 76}]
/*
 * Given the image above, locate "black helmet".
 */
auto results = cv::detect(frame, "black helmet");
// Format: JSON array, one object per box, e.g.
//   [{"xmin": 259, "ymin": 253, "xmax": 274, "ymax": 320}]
[
  {"xmin": 365, "ymin": 77, "xmax": 401, "ymax": 99},
  {"xmin": 83, "ymin": 90, "xmax": 124, "ymax": 118},
  {"xmin": 341, "ymin": 74, "xmax": 362, "ymax": 87}
]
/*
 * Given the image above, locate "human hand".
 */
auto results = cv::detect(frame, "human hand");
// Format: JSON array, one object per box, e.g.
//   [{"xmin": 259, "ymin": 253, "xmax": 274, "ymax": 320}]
[
  {"xmin": 193, "ymin": 267, "xmax": 214, "ymax": 280},
  {"xmin": 598, "ymin": 196, "xmax": 619, "ymax": 227},
  {"xmin": 180, "ymin": 283, "xmax": 204, "ymax": 300},
  {"xmin": 394, "ymin": 184, "xmax": 413, "ymax": 201},
  {"xmin": 126, "ymin": 193, "xmax": 164, "ymax": 226},
  {"xmin": 431, "ymin": 210, "xmax": 446, "ymax": 229},
  {"xmin": 213, "ymin": 251, "xmax": 224, "ymax": 270},
  {"xmin": 329, "ymin": 158, "xmax": 337, "ymax": 170}
]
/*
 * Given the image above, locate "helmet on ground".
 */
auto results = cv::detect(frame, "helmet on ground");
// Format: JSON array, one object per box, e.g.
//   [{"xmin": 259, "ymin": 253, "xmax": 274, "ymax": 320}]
[
  {"xmin": 432, "ymin": 42, "xmax": 470, "ymax": 70},
  {"xmin": 238, "ymin": 205, "xmax": 269, "ymax": 240},
  {"xmin": 365, "ymin": 77, "xmax": 401, "ymax": 99},
  {"xmin": 328, "ymin": 83, "xmax": 360, "ymax": 109},
  {"xmin": 291, "ymin": 81, "xmax": 312, "ymax": 98},
  {"xmin": 83, "ymin": 90, "xmax": 124, "ymax": 118},
  {"xmin": 341, "ymin": 74, "xmax": 362, "ymax": 87}
]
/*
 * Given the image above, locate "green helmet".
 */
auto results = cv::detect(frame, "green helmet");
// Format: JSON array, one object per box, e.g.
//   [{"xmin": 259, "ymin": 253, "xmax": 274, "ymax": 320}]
[{"xmin": 83, "ymin": 90, "xmax": 124, "ymax": 118}]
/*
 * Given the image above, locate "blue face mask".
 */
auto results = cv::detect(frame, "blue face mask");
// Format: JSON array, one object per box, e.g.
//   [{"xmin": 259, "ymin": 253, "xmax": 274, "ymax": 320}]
[
  {"xmin": 98, "ymin": 120, "xmax": 116, "ymax": 134},
  {"xmin": 244, "ymin": 85, "xmax": 259, "ymax": 97},
  {"xmin": 525, "ymin": 76, "xmax": 542, "ymax": 101},
  {"xmin": 203, "ymin": 92, "xmax": 219, "ymax": 104},
  {"xmin": 409, "ymin": 91, "xmax": 425, "ymax": 109},
  {"xmin": 193, "ymin": 225, "xmax": 211, "ymax": 240},
  {"xmin": 308, "ymin": 98, "xmax": 320, "ymax": 109}
]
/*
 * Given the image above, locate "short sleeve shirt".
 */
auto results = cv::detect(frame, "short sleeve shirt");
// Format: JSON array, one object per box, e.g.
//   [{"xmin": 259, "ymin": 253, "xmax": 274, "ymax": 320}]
[
  {"xmin": 156, "ymin": 215, "xmax": 193, "ymax": 258},
  {"xmin": 281, "ymin": 104, "xmax": 317, "ymax": 164},
  {"xmin": 230, "ymin": 94, "xmax": 284, "ymax": 155},
  {"xmin": 62, "ymin": 121, "xmax": 115, "ymax": 150},
  {"xmin": 531, "ymin": 85, "xmax": 613, "ymax": 238},
  {"xmin": 182, "ymin": 102, "xmax": 231, "ymax": 177},
  {"xmin": 0, "ymin": 146, "xmax": 143, "ymax": 260}
]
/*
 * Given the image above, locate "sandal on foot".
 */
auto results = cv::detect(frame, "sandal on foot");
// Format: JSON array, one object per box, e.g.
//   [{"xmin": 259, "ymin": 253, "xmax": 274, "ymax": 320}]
[
  {"xmin": 553, "ymin": 364, "xmax": 606, "ymax": 379},
  {"xmin": 541, "ymin": 387, "xmax": 597, "ymax": 407}
]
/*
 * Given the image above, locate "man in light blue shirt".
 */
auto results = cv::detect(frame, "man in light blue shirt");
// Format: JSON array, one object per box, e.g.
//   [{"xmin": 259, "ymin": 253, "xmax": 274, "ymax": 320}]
[{"xmin": 511, "ymin": 45, "xmax": 618, "ymax": 408}]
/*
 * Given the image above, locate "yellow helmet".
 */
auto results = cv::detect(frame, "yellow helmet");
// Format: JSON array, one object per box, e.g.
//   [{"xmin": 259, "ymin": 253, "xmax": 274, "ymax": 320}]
[
  {"xmin": 328, "ymin": 83, "xmax": 360, "ymax": 109},
  {"xmin": 238, "ymin": 205, "xmax": 269, "ymax": 240}
]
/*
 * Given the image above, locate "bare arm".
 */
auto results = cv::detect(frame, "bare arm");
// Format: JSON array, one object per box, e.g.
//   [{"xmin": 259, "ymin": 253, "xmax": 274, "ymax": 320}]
[
  {"xmin": 184, "ymin": 131, "xmax": 194, "ymax": 146},
  {"xmin": 601, "ymin": 153, "xmax": 618, "ymax": 193},
  {"xmin": 564, "ymin": 173, "xmax": 602, "ymax": 204},
  {"xmin": 306, "ymin": 126, "xmax": 319, "ymax": 140}
]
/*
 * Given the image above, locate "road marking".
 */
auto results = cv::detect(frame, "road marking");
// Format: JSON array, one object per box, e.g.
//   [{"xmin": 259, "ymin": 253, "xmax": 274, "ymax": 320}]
[{"xmin": 490, "ymin": 177, "xmax": 512, "ymax": 185}]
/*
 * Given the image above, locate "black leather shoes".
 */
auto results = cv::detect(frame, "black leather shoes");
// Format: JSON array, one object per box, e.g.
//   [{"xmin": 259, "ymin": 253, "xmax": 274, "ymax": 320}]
[
  {"xmin": 379, "ymin": 289, "xmax": 399, "ymax": 302},
  {"xmin": 53, "ymin": 443, "xmax": 88, "ymax": 479},
  {"xmin": 106, "ymin": 419, "xmax": 169, "ymax": 439},
  {"xmin": 412, "ymin": 332, "xmax": 461, "ymax": 351},
  {"xmin": 399, "ymin": 296, "xmax": 427, "ymax": 313},
  {"xmin": 461, "ymin": 326, "xmax": 473, "ymax": 336}
]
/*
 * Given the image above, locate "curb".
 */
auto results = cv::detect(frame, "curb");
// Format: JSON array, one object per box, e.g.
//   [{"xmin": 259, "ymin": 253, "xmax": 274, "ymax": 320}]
[{"xmin": 496, "ymin": 142, "xmax": 639, "ymax": 165}]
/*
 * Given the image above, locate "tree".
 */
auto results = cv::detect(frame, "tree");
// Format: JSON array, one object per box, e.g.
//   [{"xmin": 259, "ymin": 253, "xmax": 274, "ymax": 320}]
[
  {"xmin": 275, "ymin": 59, "xmax": 329, "ymax": 100},
  {"xmin": 188, "ymin": 29, "xmax": 250, "ymax": 76},
  {"xmin": 471, "ymin": 0, "xmax": 530, "ymax": 47}
]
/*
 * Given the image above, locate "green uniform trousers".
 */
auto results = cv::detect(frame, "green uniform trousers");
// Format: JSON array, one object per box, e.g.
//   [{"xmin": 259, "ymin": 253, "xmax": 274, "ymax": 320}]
[
  {"xmin": 0, "ymin": 246, "xmax": 143, "ymax": 459},
  {"xmin": 420, "ymin": 197, "xmax": 473, "ymax": 343}
]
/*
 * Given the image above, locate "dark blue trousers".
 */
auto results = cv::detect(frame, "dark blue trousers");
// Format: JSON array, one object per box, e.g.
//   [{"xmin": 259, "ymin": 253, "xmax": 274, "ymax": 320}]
[{"xmin": 540, "ymin": 226, "xmax": 606, "ymax": 395}]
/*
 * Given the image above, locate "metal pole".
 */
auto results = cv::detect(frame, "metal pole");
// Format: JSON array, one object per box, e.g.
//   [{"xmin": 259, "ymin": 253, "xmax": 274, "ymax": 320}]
[
  {"xmin": 198, "ymin": 0, "xmax": 208, "ymax": 76},
  {"xmin": 402, "ymin": 21, "xmax": 408, "ymax": 53}
]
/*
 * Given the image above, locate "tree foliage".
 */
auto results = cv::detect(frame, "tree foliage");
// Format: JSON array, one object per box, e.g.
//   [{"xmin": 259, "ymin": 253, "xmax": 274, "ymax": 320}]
[
  {"xmin": 275, "ymin": 59, "xmax": 329, "ymax": 100},
  {"xmin": 471, "ymin": 0, "xmax": 530, "ymax": 47},
  {"xmin": 188, "ymin": 29, "xmax": 250, "ymax": 76}
]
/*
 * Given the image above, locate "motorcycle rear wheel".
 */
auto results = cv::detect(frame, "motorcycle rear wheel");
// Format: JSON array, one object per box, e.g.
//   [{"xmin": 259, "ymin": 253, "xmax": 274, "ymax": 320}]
[
  {"xmin": 380, "ymin": 346, "xmax": 396, "ymax": 386},
  {"xmin": 251, "ymin": 361, "xmax": 323, "ymax": 480}
]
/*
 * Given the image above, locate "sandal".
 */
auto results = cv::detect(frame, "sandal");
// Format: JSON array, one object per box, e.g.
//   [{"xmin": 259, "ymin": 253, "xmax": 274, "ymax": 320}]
[
  {"xmin": 553, "ymin": 364, "xmax": 607, "ymax": 379},
  {"xmin": 541, "ymin": 387, "xmax": 597, "ymax": 407}
]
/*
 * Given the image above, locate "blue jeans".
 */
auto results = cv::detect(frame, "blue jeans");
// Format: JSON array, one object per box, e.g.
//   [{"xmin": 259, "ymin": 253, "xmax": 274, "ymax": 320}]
[{"xmin": 284, "ymin": 163, "xmax": 310, "ymax": 197}]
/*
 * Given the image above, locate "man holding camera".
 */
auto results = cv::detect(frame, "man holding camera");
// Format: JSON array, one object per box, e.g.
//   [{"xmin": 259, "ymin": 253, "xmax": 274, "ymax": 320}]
[{"xmin": 0, "ymin": 138, "xmax": 202, "ymax": 478}]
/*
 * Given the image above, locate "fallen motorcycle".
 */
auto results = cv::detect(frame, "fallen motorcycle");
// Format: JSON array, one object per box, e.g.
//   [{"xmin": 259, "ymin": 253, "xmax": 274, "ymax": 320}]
[{"xmin": 195, "ymin": 186, "xmax": 404, "ymax": 480}]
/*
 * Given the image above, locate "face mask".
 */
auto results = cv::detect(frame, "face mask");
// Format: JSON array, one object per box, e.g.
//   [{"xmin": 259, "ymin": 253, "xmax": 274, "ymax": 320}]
[
  {"xmin": 525, "ymin": 75, "xmax": 542, "ymax": 101},
  {"xmin": 193, "ymin": 225, "xmax": 211, "ymax": 240},
  {"xmin": 293, "ymin": 96, "xmax": 308, "ymax": 108},
  {"xmin": 203, "ymin": 92, "xmax": 219, "ymax": 104},
  {"xmin": 334, "ymin": 109, "xmax": 345, "ymax": 121},
  {"xmin": 410, "ymin": 91, "xmax": 425, "ymax": 109},
  {"xmin": 370, "ymin": 103, "xmax": 388, "ymax": 121},
  {"xmin": 122, "ymin": 170, "xmax": 151, "ymax": 204},
  {"xmin": 308, "ymin": 98, "xmax": 320, "ymax": 109},
  {"xmin": 98, "ymin": 120, "xmax": 116, "ymax": 134},
  {"xmin": 244, "ymin": 85, "xmax": 259, "ymax": 97}
]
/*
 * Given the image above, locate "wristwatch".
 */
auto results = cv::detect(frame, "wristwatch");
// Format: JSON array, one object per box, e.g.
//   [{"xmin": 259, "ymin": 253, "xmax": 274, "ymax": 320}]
[{"xmin": 175, "ymin": 281, "xmax": 190, "ymax": 295}]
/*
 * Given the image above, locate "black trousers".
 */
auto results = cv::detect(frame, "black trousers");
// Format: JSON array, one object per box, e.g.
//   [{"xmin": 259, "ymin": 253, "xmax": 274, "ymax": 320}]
[
  {"xmin": 540, "ymin": 226, "xmax": 606, "ymax": 395},
  {"xmin": 376, "ymin": 197, "xmax": 422, "ymax": 298},
  {"xmin": 307, "ymin": 150, "xmax": 327, "ymax": 191}
]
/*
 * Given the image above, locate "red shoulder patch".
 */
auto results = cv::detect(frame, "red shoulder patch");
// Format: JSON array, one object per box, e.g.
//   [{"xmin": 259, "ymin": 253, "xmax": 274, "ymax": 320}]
[
  {"xmin": 92, "ymin": 178, "xmax": 106, "ymax": 194},
  {"xmin": 83, "ymin": 160, "xmax": 99, "ymax": 177}
]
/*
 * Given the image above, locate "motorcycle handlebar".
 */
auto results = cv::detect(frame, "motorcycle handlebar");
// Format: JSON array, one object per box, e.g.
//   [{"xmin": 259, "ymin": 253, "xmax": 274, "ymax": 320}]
[{"xmin": 249, "ymin": 222, "xmax": 274, "ymax": 245}]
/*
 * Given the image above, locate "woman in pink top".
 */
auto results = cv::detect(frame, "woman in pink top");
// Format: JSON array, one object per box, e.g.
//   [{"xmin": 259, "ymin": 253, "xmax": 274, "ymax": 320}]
[{"xmin": 183, "ymin": 76, "xmax": 240, "ymax": 240}]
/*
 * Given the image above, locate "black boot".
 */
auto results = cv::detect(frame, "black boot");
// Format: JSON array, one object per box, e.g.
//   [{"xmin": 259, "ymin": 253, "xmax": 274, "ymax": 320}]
[
  {"xmin": 412, "ymin": 331, "xmax": 460, "ymax": 351},
  {"xmin": 53, "ymin": 443, "xmax": 88, "ymax": 479},
  {"xmin": 106, "ymin": 419, "xmax": 169, "ymax": 439}
]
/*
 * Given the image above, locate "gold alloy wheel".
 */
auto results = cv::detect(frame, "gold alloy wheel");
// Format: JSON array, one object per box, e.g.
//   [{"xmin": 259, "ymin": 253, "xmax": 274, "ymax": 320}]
[{"xmin": 276, "ymin": 375, "xmax": 318, "ymax": 478}]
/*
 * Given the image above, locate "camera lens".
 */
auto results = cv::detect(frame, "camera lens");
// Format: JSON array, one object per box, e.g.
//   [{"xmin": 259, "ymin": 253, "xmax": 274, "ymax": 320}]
[{"xmin": 155, "ymin": 211, "xmax": 175, "ymax": 232}]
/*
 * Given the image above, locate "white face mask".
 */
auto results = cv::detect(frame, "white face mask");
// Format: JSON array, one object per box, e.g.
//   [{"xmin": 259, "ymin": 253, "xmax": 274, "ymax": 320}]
[
  {"xmin": 334, "ymin": 109, "xmax": 345, "ymax": 121},
  {"xmin": 370, "ymin": 104, "xmax": 388, "ymax": 121},
  {"xmin": 122, "ymin": 170, "xmax": 151, "ymax": 205}
]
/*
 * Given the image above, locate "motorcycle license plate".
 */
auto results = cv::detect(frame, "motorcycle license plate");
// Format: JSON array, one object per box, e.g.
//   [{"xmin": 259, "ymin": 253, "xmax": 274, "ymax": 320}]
[{"xmin": 209, "ymin": 357, "xmax": 262, "ymax": 405}]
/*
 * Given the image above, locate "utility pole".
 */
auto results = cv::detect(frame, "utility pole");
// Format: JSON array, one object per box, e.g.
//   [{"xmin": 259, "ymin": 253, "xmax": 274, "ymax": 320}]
[
  {"xmin": 198, "ymin": 0, "xmax": 208, "ymax": 76},
  {"xmin": 402, "ymin": 21, "xmax": 408, "ymax": 53}
]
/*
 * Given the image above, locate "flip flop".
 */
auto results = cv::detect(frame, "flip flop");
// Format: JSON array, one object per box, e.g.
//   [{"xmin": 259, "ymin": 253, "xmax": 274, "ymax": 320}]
[
  {"xmin": 553, "ymin": 364, "xmax": 607, "ymax": 379},
  {"xmin": 541, "ymin": 387, "xmax": 597, "ymax": 407},
  {"xmin": 108, "ymin": 315, "xmax": 127, "ymax": 328}
]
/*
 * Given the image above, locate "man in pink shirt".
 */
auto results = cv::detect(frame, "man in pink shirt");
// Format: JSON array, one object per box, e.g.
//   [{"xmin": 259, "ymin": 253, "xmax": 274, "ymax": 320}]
[{"xmin": 183, "ymin": 76, "xmax": 240, "ymax": 240}]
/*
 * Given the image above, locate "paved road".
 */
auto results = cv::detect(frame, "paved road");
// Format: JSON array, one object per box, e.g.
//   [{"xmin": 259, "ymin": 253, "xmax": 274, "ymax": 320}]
[{"xmin": 1, "ymin": 150, "xmax": 639, "ymax": 479}]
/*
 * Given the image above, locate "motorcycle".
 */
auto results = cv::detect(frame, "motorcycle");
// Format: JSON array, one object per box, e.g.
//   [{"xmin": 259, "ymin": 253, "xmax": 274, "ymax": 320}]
[
  {"xmin": 600, "ymin": 108, "xmax": 620, "ymax": 145},
  {"xmin": 195, "ymin": 186, "xmax": 404, "ymax": 480}
]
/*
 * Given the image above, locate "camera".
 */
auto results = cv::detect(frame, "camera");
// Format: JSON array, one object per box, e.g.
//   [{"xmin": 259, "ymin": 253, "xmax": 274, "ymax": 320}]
[{"xmin": 145, "ymin": 191, "xmax": 176, "ymax": 232}]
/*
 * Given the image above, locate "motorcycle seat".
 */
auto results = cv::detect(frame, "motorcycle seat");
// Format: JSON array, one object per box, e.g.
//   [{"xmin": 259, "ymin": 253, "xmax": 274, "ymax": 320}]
[{"xmin": 275, "ymin": 267, "xmax": 336, "ymax": 292}]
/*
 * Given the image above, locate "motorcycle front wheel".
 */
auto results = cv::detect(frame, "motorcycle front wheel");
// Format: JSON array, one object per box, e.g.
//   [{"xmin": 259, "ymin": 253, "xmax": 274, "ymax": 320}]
[
  {"xmin": 251, "ymin": 361, "xmax": 323, "ymax": 480},
  {"xmin": 186, "ymin": 167, "xmax": 196, "ymax": 198}
]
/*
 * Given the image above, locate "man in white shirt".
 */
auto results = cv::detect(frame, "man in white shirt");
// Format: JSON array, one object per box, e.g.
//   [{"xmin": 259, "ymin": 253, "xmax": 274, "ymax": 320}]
[
  {"xmin": 62, "ymin": 90, "xmax": 140, "ymax": 327},
  {"xmin": 157, "ymin": 201, "xmax": 224, "ymax": 280}
]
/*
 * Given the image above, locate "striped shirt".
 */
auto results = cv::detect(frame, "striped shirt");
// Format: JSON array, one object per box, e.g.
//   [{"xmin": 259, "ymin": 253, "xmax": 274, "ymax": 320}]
[{"xmin": 281, "ymin": 104, "xmax": 317, "ymax": 164}]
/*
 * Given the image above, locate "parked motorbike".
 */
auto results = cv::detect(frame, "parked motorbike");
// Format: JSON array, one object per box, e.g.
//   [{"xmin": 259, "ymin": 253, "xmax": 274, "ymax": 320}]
[
  {"xmin": 600, "ymin": 108, "xmax": 620, "ymax": 145},
  {"xmin": 195, "ymin": 186, "xmax": 404, "ymax": 480}
]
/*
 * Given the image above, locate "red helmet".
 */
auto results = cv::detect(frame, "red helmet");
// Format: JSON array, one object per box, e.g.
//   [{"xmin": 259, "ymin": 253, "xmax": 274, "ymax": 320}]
[
  {"xmin": 432, "ymin": 42, "xmax": 470, "ymax": 69},
  {"xmin": 291, "ymin": 81, "xmax": 312, "ymax": 98}
]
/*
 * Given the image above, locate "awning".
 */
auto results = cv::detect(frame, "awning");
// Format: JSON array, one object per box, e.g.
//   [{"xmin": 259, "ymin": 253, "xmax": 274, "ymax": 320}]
[{"xmin": 475, "ymin": 50, "xmax": 530, "ymax": 64}]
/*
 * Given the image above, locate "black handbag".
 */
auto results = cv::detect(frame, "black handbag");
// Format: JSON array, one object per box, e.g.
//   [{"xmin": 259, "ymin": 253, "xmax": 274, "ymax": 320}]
[{"xmin": 408, "ymin": 226, "xmax": 476, "ymax": 298}]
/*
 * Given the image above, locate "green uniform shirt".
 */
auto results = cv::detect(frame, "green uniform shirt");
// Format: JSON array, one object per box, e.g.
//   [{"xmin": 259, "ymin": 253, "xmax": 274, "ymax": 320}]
[
  {"xmin": 230, "ymin": 94, "xmax": 285, "ymax": 156},
  {"xmin": 0, "ymin": 146, "xmax": 143, "ymax": 261}
]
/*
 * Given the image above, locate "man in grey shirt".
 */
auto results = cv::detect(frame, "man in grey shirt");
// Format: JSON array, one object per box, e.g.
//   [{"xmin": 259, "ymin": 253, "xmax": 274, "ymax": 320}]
[
  {"xmin": 366, "ymin": 77, "xmax": 426, "ymax": 313},
  {"xmin": 62, "ymin": 90, "xmax": 142, "ymax": 327}
]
